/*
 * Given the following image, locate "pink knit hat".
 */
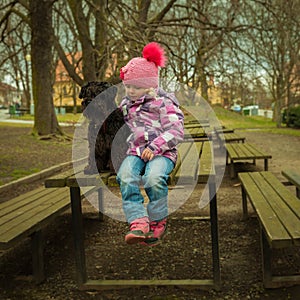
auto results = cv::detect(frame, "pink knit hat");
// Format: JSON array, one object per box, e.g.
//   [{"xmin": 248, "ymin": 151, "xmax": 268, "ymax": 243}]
[{"xmin": 120, "ymin": 42, "xmax": 166, "ymax": 88}]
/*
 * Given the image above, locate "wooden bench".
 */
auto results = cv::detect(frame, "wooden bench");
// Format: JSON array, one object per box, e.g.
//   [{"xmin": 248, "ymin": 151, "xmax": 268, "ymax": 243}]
[
  {"xmin": 184, "ymin": 118, "xmax": 210, "ymax": 128},
  {"xmin": 184, "ymin": 126, "xmax": 207, "ymax": 140},
  {"xmin": 8, "ymin": 106, "xmax": 30, "ymax": 117},
  {"xmin": 215, "ymin": 127, "xmax": 234, "ymax": 134},
  {"xmin": 238, "ymin": 171, "xmax": 300, "ymax": 288},
  {"xmin": 44, "ymin": 140, "xmax": 221, "ymax": 291},
  {"xmin": 225, "ymin": 143, "xmax": 272, "ymax": 178},
  {"xmin": 217, "ymin": 132, "xmax": 246, "ymax": 148},
  {"xmin": 282, "ymin": 169, "xmax": 300, "ymax": 199},
  {"xmin": 0, "ymin": 186, "xmax": 70, "ymax": 283}
]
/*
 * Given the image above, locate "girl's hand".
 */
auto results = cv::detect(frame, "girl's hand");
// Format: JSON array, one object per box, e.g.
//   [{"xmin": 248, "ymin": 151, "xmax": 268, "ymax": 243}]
[{"xmin": 141, "ymin": 148, "xmax": 154, "ymax": 161}]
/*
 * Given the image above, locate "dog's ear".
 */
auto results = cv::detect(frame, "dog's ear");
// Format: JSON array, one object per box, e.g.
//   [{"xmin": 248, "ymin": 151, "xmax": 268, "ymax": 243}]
[{"xmin": 79, "ymin": 82, "xmax": 89, "ymax": 99}]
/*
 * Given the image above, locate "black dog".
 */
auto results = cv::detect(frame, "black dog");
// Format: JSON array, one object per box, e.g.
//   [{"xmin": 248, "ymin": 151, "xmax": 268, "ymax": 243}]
[{"xmin": 79, "ymin": 81, "xmax": 129, "ymax": 174}]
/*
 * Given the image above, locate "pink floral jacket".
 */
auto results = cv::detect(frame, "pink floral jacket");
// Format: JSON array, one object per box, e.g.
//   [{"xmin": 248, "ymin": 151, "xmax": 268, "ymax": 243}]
[{"xmin": 119, "ymin": 88, "xmax": 184, "ymax": 164}]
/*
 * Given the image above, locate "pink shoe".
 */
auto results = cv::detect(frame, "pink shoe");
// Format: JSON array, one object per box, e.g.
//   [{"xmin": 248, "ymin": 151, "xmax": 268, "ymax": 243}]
[
  {"xmin": 141, "ymin": 218, "xmax": 168, "ymax": 246},
  {"xmin": 125, "ymin": 217, "xmax": 151, "ymax": 245}
]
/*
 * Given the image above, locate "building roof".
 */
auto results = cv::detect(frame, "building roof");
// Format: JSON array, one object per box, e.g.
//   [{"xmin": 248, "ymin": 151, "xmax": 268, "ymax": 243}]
[{"xmin": 55, "ymin": 52, "xmax": 83, "ymax": 82}]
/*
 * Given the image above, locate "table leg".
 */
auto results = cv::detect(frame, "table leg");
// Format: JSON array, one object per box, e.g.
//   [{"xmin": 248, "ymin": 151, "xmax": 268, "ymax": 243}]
[
  {"xmin": 70, "ymin": 186, "xmax": 87, "ymax": 285},
  {"xmin": 241, "ymin": 185, "xmax": 248, "ymax": 220},
  {"xmin": 230, "ymin": 159, "xmax": 235, "ymax": 179},
  {"xmin": 264, "ymin": 159, "xmax": 268, "ymax": 171},
  {"xmin": 98, "ymin": 187, "xmax": 104, "ymax": 221},
  {"xmin": 31, "ymin": 230, "xmax": 45, "ymax": 283},
  {"xmin": 261, "ymin": 228, "xmax": 272, "ymax": 287},
  {"xmin": 209, "ymin": 180, "xmax": 221, "ymax": 289}
]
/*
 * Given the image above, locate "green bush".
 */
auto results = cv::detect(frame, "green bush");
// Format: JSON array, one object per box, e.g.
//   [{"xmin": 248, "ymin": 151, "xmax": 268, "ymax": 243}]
[{"xmin": 284, "ymin": 106, "xmax": 300, "ymax": 128}]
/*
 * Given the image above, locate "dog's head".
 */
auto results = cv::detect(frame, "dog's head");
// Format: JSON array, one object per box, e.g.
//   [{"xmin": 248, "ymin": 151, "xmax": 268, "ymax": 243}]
[{"xmin": 79, "ymin": 81, "xmax": 117, "ymax": 120}]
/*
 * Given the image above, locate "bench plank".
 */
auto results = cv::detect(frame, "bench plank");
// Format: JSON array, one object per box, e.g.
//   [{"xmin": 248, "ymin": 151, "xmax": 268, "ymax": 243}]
[
  {"xmin": 263, "ymin": 172, "xmax": 300, "ymax": 219},
  {"xmin": 0, "ymin": 188, "xmax": 67, "ymax": 222},
  {"xmin": 251, "ymin": 172, "xmax": 300, "ymax": 247},
  {"xmin": 218, "ymin": 133, "xmax": 245, "ymax": 145},
  {"xmin": 0, "ymin": 188, "xmax": 70, "ymax": 249},
  {"xmin": 239, "ymin": 172, "xmax": 291, "ymax": 247},
  {"xmin": 198, "ymin": 141, "xmax": 215, "ymax": 182},
  {"xmin": 184, "ymin": 127, "xmax": 206, "ymax": 139},
  {"xmin": 226, "ymin": 143, "xmax": 272, "ymax": 178},
  {"xmin": 0, "ymin": 186, "xmax": 46, "ymax": 215},
  {"xmin": 227, "ymin": 143, "xmax": 271, "ymax": 160},
  {"xmin": 45, "ymin": 164, "xmax": 86, "ymax": 187},
  {"xmin": 282, "ymin": 169, "xmax": 300, "ymax": 198},
  {"xmin": 239, "ymin": 171, "xmax": 300, "ymax": 288},
  {"xmin": 67, "ymin": 171, "xmax": 111, "ymax": 187},
  {"xmin": 169, "ymin": 142, "xmax": 193, "ymax": 185}
]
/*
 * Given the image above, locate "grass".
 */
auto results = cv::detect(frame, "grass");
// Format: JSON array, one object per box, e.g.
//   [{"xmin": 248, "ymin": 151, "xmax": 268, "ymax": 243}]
[
  {"xmin": 0, "ymin": 168, "xmax": 41, "ymax": 183},
  {"xmin": 185, "ymin": 105, "xmax": 300, "ymax": 137},
  {"xmin": 10, "ymin": 112, "xmax": 81, "ymax": 124},
  {"xmin": 8, "ymin": 106, "xmax": 300, "ymax": 138}
]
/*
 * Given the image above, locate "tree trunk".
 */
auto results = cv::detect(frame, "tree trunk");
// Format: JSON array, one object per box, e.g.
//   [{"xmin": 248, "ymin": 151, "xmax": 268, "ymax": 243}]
[
  {"xmin": 30, "ymin": 0, "xmax": 61, "ymax": 136},
  {"xmin": 274, "ymin": 74, "xmax": 285, "ymax": 128}
]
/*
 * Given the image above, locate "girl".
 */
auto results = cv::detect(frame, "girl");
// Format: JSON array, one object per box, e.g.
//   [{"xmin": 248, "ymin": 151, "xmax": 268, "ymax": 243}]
[{"xmin": 117, "ymin": 42, "xmax": 184, "ymax": 246}]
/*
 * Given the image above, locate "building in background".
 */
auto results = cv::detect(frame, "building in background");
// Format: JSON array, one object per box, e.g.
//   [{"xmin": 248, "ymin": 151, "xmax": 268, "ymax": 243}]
[
  {"xmin": 53, "ymin": 52, "xmax": 117, "ymax": 110},
  {"xmin": 0, "ymin": 82, "xmax": 23, "ymax": 108},
  {"xmin": 53, "ymin": 52, "xmax": 83, "ymax": 109}
]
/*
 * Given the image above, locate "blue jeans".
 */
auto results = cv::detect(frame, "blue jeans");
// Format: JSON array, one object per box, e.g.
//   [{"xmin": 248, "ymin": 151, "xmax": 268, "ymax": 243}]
[{"xmin": 117, "ymin": 155, "xmax": 174, "ymax": 223}]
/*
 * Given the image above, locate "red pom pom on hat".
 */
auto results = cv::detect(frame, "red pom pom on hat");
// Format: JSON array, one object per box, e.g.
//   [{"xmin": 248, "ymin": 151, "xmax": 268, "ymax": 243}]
[
  {"xmin": 142, "ymin": 42, "xmax": 166, "ymax": 67},
  {"xmin": 120, "ymin": 68, "xmax": 125, "ymax": 80}
]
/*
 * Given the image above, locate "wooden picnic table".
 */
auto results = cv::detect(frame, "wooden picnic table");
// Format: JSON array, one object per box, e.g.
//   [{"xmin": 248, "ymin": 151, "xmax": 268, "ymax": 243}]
[
  {"xmin": 282, "ymin": 169, "xmax": 300, "ymax": 198},
  {"xmin": 44, "ymin": 140, "xmax": 221, "ymax": 291},
  {"xmin": 239, "ymin": 171, "xmax": 300, "ymax": 288},
  {"xmin": 217, "ymin": 132, "xmax": 246, "ymax": 148},
  {"xmin": 225, "ymin": 143, "xmax": 272, "ymax": 178}
]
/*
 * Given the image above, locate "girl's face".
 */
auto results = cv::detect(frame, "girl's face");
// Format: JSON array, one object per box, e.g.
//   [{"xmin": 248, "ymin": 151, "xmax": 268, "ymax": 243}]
[{"xmin": 124, "ymin": 84, "xmax": 148, "ymax": 101}]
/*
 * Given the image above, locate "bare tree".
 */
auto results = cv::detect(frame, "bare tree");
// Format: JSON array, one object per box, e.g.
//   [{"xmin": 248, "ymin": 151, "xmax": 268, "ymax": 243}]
[
  {"xmin": 230, "ymin": 0, "xmax": 300, "ymax": 126},
  {"xmin": 1, "ymin": 0, "xmax": 62, "ymax": 136},
  {"xmin": 30, "ymin": 0, "xmax": 61, "ymax": 136},
  {"xmin": 0, "ymin": 1, "xmax": 31, "ymax": 108}
]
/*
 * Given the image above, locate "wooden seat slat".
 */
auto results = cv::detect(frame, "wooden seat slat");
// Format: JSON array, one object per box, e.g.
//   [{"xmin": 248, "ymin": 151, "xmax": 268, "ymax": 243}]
[
  {"xmin": 172, "ymin": 142, "xmax": 203, "ymax": 184},
  {"xmin": 227, "ymin": 143, "xmax": 271, "ymax": 160},
  {"xmin": 184, "ymin": 127, "xmax": 206, "ymax": 139},
  {"xmin": 45, "ymin": 164, "xmax": 86, "ymax": 187},
  {"xmin": 0, "ymin": 188, "xmax": 69, "ymax": 238},
  {"xmin": 250, "ymin": 172, "xmax": 300, "ymax": 246},
  {"xmin": 67, "ymin": 171, "xmax": 111, "ymax": 187},
  {"xmin": 226, "ymin": 143, "xmax": 272, "ymax": 178},
  {"xmin": 169, "ymin": 142, "xmax": 193, "ymax": 185},
  {"xmin": 0, "ymin": 198, "xmax": 70, "ymax": 248},
  {"xmin": 0, "ymin": 188, "xmax": 68, "ymax": 222},
  {"xmin": 239, "ymin": 172, "xmax": 291, "ymax": 247},
  {"xmin": 0, "ymin": 186, "xmax": 46, "ymax": 213},
  {"xmin": 198, "ymin": 141, "xmax": 215, "ymax": 182},
  {"xmin": 262, "ymin": 172, "xmax": 300, "ymax": 219},
  {"xmin": 219, "ymin": 133, "xmax": 245, "ymax": 143},
  {"xmin": 282, "ymin": 169, "xmax": 300, "ymax": 198},
  {"xmin": 282, "ymin": 169, "xmax": 300, "ymax": 188},
  {"xmin": 246, "ymin": 143, "xmax": 269, "ymax": 158},
  {"xmin": 239, "ymin": 171, "xmax": 300, "ymax": 288},
  {"xmin": 0, "ymin": 188, "xmax": 70, "ymax": 249},
  {"xmin": 0, "ymin": 189, "xmax": 69, "ymax": 230}
]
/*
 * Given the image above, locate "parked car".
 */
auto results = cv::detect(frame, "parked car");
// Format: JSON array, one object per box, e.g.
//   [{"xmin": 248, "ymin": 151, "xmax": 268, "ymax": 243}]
[{"xmin": 230, "ymin": 104, "xmax": 242, "ymax": 112}]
